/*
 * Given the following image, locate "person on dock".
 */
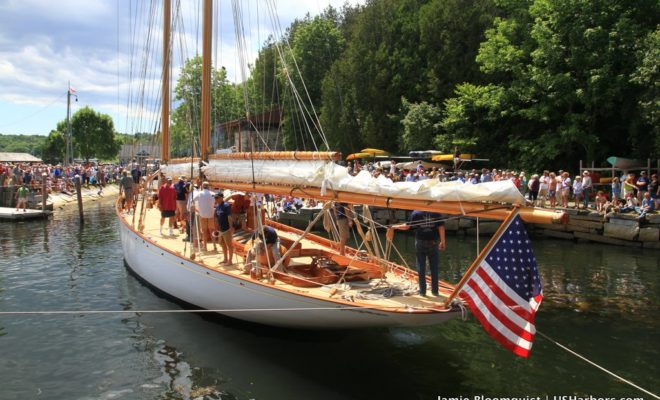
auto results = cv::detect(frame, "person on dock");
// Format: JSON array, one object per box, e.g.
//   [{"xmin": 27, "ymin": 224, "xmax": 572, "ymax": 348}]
[
  {"xmin": 392, "ymin": 211, "xmax": 446, "ymax": 297},
  {"xmin": 582, "ymin": 170, "xmax": 593, "ymax": 209},
  {"xmin": 650, "ymin": 173, "xmax": 659, "ymax": 209},
  {"xmin": 611, "ymin": 176, "xmax": 622, "ymax": 206},
  {"xmin": 15, "ymin": 183, "xmax": 29, "ymax": 212},
  {"xmin": 119, "ymin": 170, "xmax": 134, "ymax": 212},
  {"xmin": 158, "ymin": 176, "xmax": 177, "ymax": 236},
  {"xmin": 214, "ymin": 192, "xmax": 234, "ymax": 265},
  {"xmin": 638, "ymin": 192, "xmax": 655, "ymax": 220},
  {"xmin": 636, "ymin": 171, "xmax": 649, "ymax": 202}
]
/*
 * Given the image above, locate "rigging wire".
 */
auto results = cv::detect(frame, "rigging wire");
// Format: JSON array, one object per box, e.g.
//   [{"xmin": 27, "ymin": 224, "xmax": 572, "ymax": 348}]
[{"xmin": 0, "ymin": 92, "xmax": 66, "ymax": 129}]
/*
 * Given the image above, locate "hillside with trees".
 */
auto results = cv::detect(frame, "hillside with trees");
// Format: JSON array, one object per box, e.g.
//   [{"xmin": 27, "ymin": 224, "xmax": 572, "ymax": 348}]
[{"xmin": 217, "ymin": 0, "xmax": 658, "ymax": 170}]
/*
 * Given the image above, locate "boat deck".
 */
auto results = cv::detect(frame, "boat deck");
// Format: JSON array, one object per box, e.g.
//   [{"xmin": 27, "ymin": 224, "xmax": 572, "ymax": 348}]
[{"xmin": 122, "ymin": 206, "xmax": 453, "ymax": 312}]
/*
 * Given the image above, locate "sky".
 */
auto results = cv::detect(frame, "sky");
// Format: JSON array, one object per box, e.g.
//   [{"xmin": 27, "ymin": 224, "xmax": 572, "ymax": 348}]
[{"xmin": 0, "ymin": 0, "xmax": 363, "ymax": 136}]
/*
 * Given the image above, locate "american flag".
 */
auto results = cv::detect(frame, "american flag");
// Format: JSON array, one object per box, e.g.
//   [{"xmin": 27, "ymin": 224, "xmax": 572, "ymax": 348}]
[
  {"xmin": 458, "ymin": 213, "xmax": 543, "ymax": 357},
  {"xmin": 68, "ymin": 86, "xmax": 76, "ymax": 94}
]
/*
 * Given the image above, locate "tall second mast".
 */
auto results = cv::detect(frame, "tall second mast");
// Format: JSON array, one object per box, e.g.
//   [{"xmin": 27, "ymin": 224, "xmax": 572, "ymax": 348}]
[
  {"xmin": 161, "ymin": 0, "xmax": 171, "ymax": 162},
  {"xmin": 200, "ymin": 0, "xmax": 213, "ymax": 160}
]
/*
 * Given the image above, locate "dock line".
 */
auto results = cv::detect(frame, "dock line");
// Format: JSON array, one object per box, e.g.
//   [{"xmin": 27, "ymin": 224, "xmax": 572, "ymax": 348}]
[{"xmin": 537, "ymin": 331, "xmax": 659, "ymax": 399}]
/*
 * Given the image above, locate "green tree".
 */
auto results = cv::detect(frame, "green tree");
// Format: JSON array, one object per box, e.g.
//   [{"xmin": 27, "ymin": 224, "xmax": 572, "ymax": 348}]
[
  {"xmin": 442, "ymin": 0, "xmax": 659, "ymax": 170},
  {"xmin": 399, "ymin": 98, "xmax": 442, "ymax": 152},
  {"xmin": 170, "ymin": 56, "xmax": 243, "ymax": 156},
  {"xmin": 280, "ymin": 12, "xmax": 346, "ymax": 150},
  {"xmin": 68, "ymin": 106, "xmax": 120, "ymax": 161},
  {"xmin": 419, "ymin": 0, "xmax": 498, "ymax": 103},
  {"xmin": 250, "ymin": 40, "xmax": 284, "ymax": 116},
  {"xmin": 631, "ymin": 27, "xmax": 660, "ymax": 157},
  {"xmin": 41, "ymin": 130, "xmax": 66, "ymax": 163}
]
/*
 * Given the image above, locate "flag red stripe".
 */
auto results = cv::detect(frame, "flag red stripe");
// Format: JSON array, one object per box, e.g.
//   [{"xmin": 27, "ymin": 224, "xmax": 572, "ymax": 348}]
[
  {"xmin": 460, "ymin": 291, "xmax": 532, "ymax": 358},
  {"xmin": 465, "ymin": 279, "xmax": 535, "ymax": 342},
  {"xmin": 476, "ymin": 266, "xmax": 535, "ymax": 321}
]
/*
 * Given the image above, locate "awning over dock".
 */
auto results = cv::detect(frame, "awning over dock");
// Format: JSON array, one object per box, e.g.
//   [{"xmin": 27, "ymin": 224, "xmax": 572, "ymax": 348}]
[{"xmin": 0, "ymin": 152, "xmax": 43, "ymax": 163}]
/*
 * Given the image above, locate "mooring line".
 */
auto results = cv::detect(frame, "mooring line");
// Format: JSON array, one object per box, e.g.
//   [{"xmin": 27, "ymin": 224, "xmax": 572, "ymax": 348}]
[
  {"xmin": 537, "ymin": 331, "xmax": 659, "ymax": 399},
  {"xmin": 0, "ymin": 306, "xmax": 369, "ymax": 315}
]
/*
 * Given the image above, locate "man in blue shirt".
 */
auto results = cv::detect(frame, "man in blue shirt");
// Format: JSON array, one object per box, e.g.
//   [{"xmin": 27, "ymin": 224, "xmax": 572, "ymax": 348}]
[
  {"xmin": 214, "ymin": 193, "xmax": 234, "ymax": 265},
  {"xmin": 393, "ymin": 210, "xmax": 446, "ymax": 297}
]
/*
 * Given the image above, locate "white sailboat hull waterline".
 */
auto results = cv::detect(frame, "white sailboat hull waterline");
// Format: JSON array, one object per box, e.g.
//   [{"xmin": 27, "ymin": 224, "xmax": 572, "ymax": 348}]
[{"xmin": 118, "ymin": 211, "xmax": 460, "ymax": 329}]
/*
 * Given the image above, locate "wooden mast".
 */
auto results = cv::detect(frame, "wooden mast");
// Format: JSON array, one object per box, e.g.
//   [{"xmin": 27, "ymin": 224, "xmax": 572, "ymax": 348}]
[
  {"xmin": 200, "ymin": 0, "xmax": 213, "ymax": 160},
  {"xmin": 161, "ymin": 0, "xmax": 171, "ymax": 162}
]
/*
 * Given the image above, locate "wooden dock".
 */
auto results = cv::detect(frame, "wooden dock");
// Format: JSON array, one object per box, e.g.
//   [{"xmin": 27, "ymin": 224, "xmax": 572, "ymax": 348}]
[{"xmin": 0, "ymin": 207, "xmax": 52, "ymax": 221}]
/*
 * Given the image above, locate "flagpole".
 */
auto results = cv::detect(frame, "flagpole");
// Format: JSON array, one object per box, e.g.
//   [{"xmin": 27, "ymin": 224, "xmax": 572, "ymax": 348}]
[
  {"xmin": 442, "ymin": 206, "xmax": 521, "ymax": 308},
  {"xmin": 66, "ymin": 81, "xmax": 72, "ymax": 165}
]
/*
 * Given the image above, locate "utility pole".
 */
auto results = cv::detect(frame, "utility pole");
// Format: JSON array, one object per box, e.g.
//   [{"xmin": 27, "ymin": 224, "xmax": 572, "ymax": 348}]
[{"xmin": 66, "ymin": 82, "xmax": 77, "ymax": 165}]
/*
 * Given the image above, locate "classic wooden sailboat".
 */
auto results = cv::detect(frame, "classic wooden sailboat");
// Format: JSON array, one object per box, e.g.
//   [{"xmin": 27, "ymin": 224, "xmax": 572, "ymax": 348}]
[{"xmin": 117, "ymin": 0, "xmax": 565, "ymax": 330}]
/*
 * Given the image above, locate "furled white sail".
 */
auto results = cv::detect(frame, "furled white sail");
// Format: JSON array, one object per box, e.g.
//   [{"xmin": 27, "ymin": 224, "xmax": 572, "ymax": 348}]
[
  {"xmin": 202, "ymin": 159, "xmax": 525, "ymax": 204},
  {"xmin": 160, "ymin": 162, "xmax": 203, "ymax": 179}
]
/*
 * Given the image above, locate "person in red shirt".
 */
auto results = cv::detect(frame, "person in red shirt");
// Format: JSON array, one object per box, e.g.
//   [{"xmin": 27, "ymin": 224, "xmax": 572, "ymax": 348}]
[
  {"xmin": 158, "ymin": 176, "xmax": 178, "ymax": 236},
  {"xmin": 229, "ymin": 193, "xmax": 250, "ymax": 230}
]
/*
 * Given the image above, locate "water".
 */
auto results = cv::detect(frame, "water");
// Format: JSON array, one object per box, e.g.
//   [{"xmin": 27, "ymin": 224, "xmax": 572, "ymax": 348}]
[{"xmin": 1, "ymin": 199, "xmax": 658, "ymax": 399}]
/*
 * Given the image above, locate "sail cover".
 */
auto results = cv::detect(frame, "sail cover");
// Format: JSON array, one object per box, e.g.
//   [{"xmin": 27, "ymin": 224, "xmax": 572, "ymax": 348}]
[
  {"xmin": 160, "ymin": 163, "xmax": 202, "ymax": 179},
  {"xmin": 203, "ymin": 159, "xmax": 525, "ymax": 204}
]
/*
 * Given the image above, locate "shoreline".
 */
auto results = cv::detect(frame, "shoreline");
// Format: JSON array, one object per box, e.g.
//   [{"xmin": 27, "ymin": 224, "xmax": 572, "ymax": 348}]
[{"xmin": 48, "ymin": 184, "xmax": 119, "ymax": 210}]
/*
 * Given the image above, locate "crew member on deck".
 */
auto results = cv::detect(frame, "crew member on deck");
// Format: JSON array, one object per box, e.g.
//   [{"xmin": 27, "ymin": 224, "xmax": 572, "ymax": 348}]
[
  {"xmin": 158, "ymin": 176, "xmax": 177, "ymax": 236},
  {"xmin": 392, "ymin": 211, "xmax": 446, "ymax": 297},
  {"xmin": 119, "ymin": 170, "xmax": 134, "ymax": 212},
  {"xmin": 245, "ymin": 225, "xmax": 282, "ymax": 268},
  {"xmin": 214, "ymin": 192, "xmax": 234, "ymax": 265},
  {"xmin": 333, "ymin": 202, "xmax": 354, "ymax": 256},
  {"xmin": 193, "ymin": 181, "xmax": 216, "ymax": 252},
  {"xmin": 228, "ymin": 192, "xmax": 250, "ymax": 230}
]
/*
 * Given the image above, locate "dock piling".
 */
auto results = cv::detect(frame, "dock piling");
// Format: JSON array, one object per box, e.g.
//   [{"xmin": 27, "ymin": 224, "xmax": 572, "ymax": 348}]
[
  {"xmin": 41, "ymin": 173, "xmax": 47, "ymax": 211},
  {"xmin": 75, "ymin": 175, "xmax": 84, "ymax": 221}
]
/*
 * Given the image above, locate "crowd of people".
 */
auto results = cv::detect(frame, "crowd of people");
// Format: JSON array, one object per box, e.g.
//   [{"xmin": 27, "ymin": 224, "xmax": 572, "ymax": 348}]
[
  {"xmin": 0, "ymin": 161, "xmax": 150, "ymax": 198},
  {"xmin": 346, "ymin": 159, "xmax": 658, "ymax": 220},
  {"xmin": 0, "ymin": 161, "xmax": 148, "ymax": 211}
]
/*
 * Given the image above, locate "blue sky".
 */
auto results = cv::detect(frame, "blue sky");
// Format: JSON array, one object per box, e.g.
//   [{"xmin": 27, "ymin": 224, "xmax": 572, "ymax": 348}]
[{"xmin": 0, "ymin": 0, "xmax": 362, "ymax": 136}]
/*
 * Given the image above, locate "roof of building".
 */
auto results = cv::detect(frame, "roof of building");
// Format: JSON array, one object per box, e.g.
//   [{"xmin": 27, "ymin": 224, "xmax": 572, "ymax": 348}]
[{"xmin": 0, "ymin": 152, "xmax": 43, "ymax": 163}]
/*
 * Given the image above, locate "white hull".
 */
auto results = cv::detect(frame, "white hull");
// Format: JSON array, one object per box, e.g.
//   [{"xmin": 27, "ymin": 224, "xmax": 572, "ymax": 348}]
[{"xmin": 119, "ymin": 218, "xmax": 459, "ymax": 329}]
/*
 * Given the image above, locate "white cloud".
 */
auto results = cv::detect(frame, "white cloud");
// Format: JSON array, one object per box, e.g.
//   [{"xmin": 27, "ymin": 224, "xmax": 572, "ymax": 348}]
[{"xmin": 0, "ymin": 0, "xmax": 364, "ymax": 135}]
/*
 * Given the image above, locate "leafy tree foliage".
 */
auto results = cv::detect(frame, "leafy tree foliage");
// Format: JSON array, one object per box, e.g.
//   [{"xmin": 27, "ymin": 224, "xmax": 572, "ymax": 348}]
[
  {"xmin": 279, "ymin": 12, "xmax": 346, "ymax": 150},
  {"xmin": 320, "ymin": 0, "xmax": 498, "ymax": 155},
  {"xmin": 0, "ymin": 134, "xmax": 45, "ymax": 156},
  {"xmin": 442, "ymin": 0, "xmax": 659, "ymax": 170},
  {"xmin": 399, "ymin": 98, "xmax": 442, "ymax": 152},
  {"xmin": 170, "ymin": 56, "xmax": 243, "ymax": 157},
  {"xmin": 41, "ymin": 130, "xmax": 66, "ymax": 163},
  {"xmin": 631, "ymin": 27, "xmax": 660, "ymax": 156},
  {"xmin": 68, "ymin": 107, "xmax": 121, "ymax": 162}
]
